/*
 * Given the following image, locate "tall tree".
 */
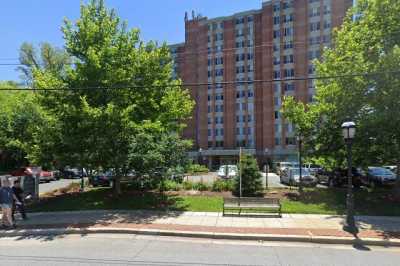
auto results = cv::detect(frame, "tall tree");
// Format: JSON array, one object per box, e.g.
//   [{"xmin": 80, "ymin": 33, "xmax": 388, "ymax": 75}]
[
  {"xmin": 33, "ymin": 0, "xmax": 193, "ymax": 195},
  {"xmin": 0, "ymin": 82, "xmax": 51, "ymax": 171},
  {"xmin": 18, "ymin": 42, "xmax": 70, "ymax": 85},
  {"xmin": 282, "ymin": 0, "xmax": 400, "ymax": 181}
]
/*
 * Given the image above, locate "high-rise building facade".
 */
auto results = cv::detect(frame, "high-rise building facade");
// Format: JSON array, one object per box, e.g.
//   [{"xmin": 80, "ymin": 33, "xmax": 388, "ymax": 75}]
[{"xmin": 170, "ymin": 0, "xmax": 353, "ymax": 169}]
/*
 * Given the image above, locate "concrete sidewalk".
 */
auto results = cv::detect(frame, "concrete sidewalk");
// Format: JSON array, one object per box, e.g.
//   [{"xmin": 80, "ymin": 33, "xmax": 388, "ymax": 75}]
[{"xmin": 3, "ymin": 210, "xmax": 400, "ymax": 246}]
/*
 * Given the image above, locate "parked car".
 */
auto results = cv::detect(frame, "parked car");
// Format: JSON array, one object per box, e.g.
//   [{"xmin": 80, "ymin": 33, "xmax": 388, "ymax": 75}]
[
  {"xmin": 316, "ymin": 167, "xmax": 363, "ymax": 188},
  {"xmin": 361, "ymin": 167, "xmax": 397, "ymax": 188},
  {"xmin": 89, "ymin": 170, "xmax": 114, "ymax": 187},
  {"xmin": 384, "ymin": 166, "xmax": 398, "ymax": 174},
  {"xmin": 217, "ymin": 165, "xmax": 238, "ymax": 179},
  {"xmin": 280, "ymin": 167, "xmax": 318, "ymax": 187},
  {"xmin": 62, "ymin": 167, "xmax": 87, "ymax": 179},
  {"xmin": 303, "ymin": 163, "xmax": 322, "ymax": 176},
  {"xmin": 276, "ymin": 162, "xmax": 299, "ymax": 176},
  {"xmin": 10, "ymin": 166, "xmax": 55, "ymax": 183}
]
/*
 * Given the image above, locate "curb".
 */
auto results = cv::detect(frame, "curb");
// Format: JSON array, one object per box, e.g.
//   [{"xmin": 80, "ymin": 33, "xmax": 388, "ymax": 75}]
[{"xmin": 1, "ymin": 227, "xmax": 400, "ymax": 247}]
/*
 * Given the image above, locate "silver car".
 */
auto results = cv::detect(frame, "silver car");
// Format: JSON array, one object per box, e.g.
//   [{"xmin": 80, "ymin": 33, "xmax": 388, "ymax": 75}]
[{"xmin": 280, "ymin": 168, "xmax": 318, "ymax": 187}]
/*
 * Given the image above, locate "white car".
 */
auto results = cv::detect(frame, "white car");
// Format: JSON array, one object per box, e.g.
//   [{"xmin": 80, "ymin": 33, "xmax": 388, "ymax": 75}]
[
  {"xmin": 280, "ymin": 167, "xmax": 318, "ymax": 187},
  {"xmin": 217, "ymin": 165, "xmax": 238, "ymax": 179},
  {"xmin": 276, "ymin": 162, "xmax": 299, "ymax": 176}
]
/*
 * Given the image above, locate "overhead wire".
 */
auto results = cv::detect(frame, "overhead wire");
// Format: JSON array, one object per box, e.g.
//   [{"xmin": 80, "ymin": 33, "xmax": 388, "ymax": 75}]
[{"xmin": 0, "ymin": 70, "xmax": 398, "ymax": 92}]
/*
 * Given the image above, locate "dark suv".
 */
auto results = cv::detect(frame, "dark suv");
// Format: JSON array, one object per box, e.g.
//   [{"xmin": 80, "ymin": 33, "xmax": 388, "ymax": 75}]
[{"xmin": 316, "ymin": 168, "xmax": 364, "ymax": 188}]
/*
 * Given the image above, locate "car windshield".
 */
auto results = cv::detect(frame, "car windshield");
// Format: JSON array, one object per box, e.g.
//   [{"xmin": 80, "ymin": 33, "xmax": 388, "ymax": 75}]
[
  {"xmin": 370, "ymin": 167, "xmax": 394, "ymax": 175},
  {"xmin": 291, "ymin": 168, "xmax": 311, "ymax": 176}
]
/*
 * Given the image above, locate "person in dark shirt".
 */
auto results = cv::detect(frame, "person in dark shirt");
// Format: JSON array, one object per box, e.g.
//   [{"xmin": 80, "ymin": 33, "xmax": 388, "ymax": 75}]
[
  {"xmin": 12, "ymin": 179, "xmax": 28, "ymax": 221},
  {"xmin": 1, "ymin": 178, "xmax": 20, "ymax": 229}
]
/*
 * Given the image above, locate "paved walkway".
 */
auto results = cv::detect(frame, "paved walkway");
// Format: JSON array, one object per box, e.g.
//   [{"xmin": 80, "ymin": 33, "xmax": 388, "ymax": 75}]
[{"xmin": 1, "ymin": 210, "xmax": 397, "ymax": 242}]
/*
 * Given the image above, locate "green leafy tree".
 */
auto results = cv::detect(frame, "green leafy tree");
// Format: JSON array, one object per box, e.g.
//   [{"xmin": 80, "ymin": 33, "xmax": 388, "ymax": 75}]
[
  {"xmin": 282, "ymin": 0, "xmax": 400, "ymax": 184},
  {"xmin": 18, "ymin": 42, "xmax": 70, "ymax": 85},
  {"xmin": 233, "ymin": 154, "xmax": 263, "ymax": 197},
  {"xmin": 0, "ymin": 82, "xmax": 51, "ymax": 171},
  {"xmin": 33, "ymin": 0, "xmax": 194, "ymax": 195}
]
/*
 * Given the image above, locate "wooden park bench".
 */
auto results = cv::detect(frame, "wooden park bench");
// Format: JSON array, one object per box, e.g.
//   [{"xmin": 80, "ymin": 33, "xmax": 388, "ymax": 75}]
[{"xmin": 223, "ymin": 197, "xmax": 282, "ymax": 217}]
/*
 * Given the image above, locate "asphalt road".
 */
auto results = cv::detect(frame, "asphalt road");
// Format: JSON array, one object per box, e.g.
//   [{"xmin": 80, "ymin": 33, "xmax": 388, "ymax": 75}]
[
  {"xmin": 39, "ymin": 178, "xmax": 81, "ymax": 194},
  {"xmin": 0, "ymin": 234, "xmax": 399, "ymax": 266}
]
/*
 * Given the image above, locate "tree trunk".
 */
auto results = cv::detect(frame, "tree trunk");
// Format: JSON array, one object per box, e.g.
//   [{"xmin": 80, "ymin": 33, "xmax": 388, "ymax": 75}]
[{"xmin": 113, "ymin": 175, "xmax": 121, "ymax": 196}]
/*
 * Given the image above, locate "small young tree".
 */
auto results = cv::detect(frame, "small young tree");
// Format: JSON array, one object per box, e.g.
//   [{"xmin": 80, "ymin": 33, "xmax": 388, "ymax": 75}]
[{"xmin": 233, "ymin": 154, "xmax": 263, "ymax": 197}]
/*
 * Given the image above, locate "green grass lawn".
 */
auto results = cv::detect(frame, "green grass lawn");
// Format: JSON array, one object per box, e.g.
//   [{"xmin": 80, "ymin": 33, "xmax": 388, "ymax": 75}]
[{"xmin": 29, "ymin": 185, "xmax": 400, "ymax": 216}]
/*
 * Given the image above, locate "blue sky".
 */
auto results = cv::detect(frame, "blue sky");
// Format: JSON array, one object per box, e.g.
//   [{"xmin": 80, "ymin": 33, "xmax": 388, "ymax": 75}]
[{"xmin": 0, "ymin": 0, "xmax": 262, "ymax": 81}]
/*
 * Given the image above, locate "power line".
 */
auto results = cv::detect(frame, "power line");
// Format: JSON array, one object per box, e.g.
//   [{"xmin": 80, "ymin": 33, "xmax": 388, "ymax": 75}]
[{"xmin": 0, "ymin": 70, "xmax": 398, "ymax": 92}]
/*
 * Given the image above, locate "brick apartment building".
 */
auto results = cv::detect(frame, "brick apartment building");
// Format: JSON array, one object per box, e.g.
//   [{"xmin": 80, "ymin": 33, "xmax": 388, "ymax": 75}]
[{"xmin": 170, "ymin": 0, "xmax": 353, "ymax": 169}]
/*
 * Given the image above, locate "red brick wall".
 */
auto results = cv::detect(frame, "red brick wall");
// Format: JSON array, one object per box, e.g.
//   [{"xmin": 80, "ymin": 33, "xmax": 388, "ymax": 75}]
[{"xmin": 223, "ymin": 19, "xmax": 236, "ymax": 149}]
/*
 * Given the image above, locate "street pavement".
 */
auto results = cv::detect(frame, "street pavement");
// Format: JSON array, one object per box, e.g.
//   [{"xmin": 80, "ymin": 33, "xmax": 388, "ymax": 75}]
[
  {"xmin": 0, "ymin": 234, "xmax": 399, "ymax": 266},
  {"xmin": 39, "ymin": 178, "xmax": 81, "ymax": 194}
]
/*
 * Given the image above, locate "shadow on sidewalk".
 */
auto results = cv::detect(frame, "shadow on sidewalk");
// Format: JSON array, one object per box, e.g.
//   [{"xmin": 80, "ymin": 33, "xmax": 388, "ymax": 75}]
[{"xmin": 6, "ymin": 189, "xmax": 193, "ymax": 242}]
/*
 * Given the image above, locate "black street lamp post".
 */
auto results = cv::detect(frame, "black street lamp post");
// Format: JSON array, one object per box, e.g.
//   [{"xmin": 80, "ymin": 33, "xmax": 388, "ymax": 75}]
[
  {"xmin": 297, "ymin": 135, "xmax": 303, "ymax": 193},
  {"xmin": 342, "ymin": 121, "xmax": 358, "ymax": 234}
]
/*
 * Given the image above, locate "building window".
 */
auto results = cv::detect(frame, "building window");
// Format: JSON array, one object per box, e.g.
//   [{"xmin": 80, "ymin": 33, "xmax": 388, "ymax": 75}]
[
  {"xmin": 282, "ymin": 1, "xmax": 292, "ymax": 9},
  {"xmin": 283, "ymin": 54, "xmax": 294, "ymax": 64},
  {"xmin": 324, "ymin": 20, "xmax": 331, "ymax": 29},
  {"xmin": 248, "ymin": 90, "xmax": 254, "ymax": 98},
  {"xmin": 273, "ymin": 71, "xmax": 281, "ymax": 80},
  {"xmin": 215, "ymin": 69, "xmax": 224, "ymax": 76},
  {"xmin": 273, "ymin": 44, "xmax": 279, "ymax": 52},
  {"xmin": 308, "ymin": 64, "xmax": 316, "ymax": 75},
  {"xmin": 236, "ymin": 66, "xmax": 245, "ymax": 74},
  {"xmin": 284, "ymin": 27, "xmax": 293, "ymax": 36},
  {"xmin": 235, "ymin": 17, "xmax": 245, "ymax": 24},
  {"xmin": 208, "ymin": 129, "xmax": 212, "ymax": 137},
  {"xmin": 247, "ymin": 16, "xmax": 253, "ymax": 22},
  {"xmin": 324, "ymin": 5, "xmax": 331, "ymax": 15},
  {"xmin": 207, "ymin": 70, "xmax": 211, "ymax": 77},
  {"xmin": 207, "ymin": 35, "xmax": 211, "ymax": 43},
  {"xmin": 284, "ymin": 41, "xmax": 293, "ymax": 49},
  {"xmin": 308, "ymin": 50, "xmax": 321, "ymax": 60},
  {"xmin": 274, "ymin": 96, "xmax": 280, "ymax": 107},
  {"xmin": 236, "ymin": 53, "xmax": 245, "ymax": 62},
  {"xmin": 273, "ymin": 16, "xmax": 280, "ymax": 25},
  {"xmin": 219, "ymin": 22, "xmax": 224, "ymax": 29},
  {"xmin": 309, "ymin": 36, "xmax": 321, "ymax": 45},
  {"xmin": 215, "ymin": 57, "xmax": 223, "ymax": 65},
  {"xmin": 235, "ymin": 29, "xmax": 244, "ymax": 37},
  {"xmin": 284, "ymin": 83, "xmax": 295, "ymax": 91},
  {"xmin": 286, "ymin": 137, "xmax": 296, "ymax": 145},
  {"xmin": 207, "ymin": 94, "xmax": 211, "ymax": 101},
  {"xmin": 273, "ymin": 3, "xmax": 280, "ymax": 12},
  {"xmin": 309, "ymin": 7, "xmax": 320, "ymax": 17},
  {"xmin": 284, "ymin": 68, "xmax": 295, "ymax": 78},
  {"xmin": 275, "ymin": 111, "xmax": 280, "ymax": 119},
  {"xmin": 273, "ymin": 56, "xmax": 280, "ymax": 65},
  {"xmin": 310, "ymin": 22, "xmax": 321, "ymax": 32},
  {"xmin": 282, "ymin": 13, "xmax": 294, "ymax": 23},
  {"xmin": 275, "ymin": 138, "xmax": 281, "ymax": 145},
  {"xmin": 248, "ymin": 115, "xmax": 253, "ymax": 122},
  {"xmin": 273, "ymin": 30, "xmax": 280, "ymax": 38},
  {"xmin": 247, "ymin": 64, "xmax": 253, "ymax": 72},
  {"xmin": 323, "ymin": 34, "xmax": 331, "ymax": 43},
  {"xmin": 247, "ymin": 53, "xmax": 254, "ymax": 60}
]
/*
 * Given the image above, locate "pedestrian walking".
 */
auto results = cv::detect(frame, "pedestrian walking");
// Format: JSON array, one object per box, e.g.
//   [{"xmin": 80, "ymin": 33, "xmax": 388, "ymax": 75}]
[
  {"xmin": 0, "ymin": 178, "xmax": 20, "ymax": 229},
  {"xmin": 12, "ymin": 179, "xmax": 28, "ymax": 221}
]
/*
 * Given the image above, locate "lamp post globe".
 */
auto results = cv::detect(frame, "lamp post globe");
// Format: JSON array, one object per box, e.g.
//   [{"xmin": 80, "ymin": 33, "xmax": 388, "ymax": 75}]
[{"xmin": 341, "ymin": 121, "xmax": 358, "ymax": 234}]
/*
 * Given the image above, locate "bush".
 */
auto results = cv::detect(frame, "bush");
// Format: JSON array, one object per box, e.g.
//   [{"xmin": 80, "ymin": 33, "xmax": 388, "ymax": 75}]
[
  {"xmin": 212, "ymin": 179, "xmax": 234, "ymax": 192},
  {"xmin": 233, "ymin": 154, "xmax": 263, "ymax": 197},
  {"xmin": 182, "ymin": 181, "xmax": 194, "ymax": 190},
  {"xmin": 186, "ymin": 164, "xmax": 209, "ymax": 175},
  {"xmin": 192, "ymin": 182, "xmax": 211, "ymax": 191},
  {"xmin": 162, "ymin": 180, "xmax": 183, "ymax": 191}
]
